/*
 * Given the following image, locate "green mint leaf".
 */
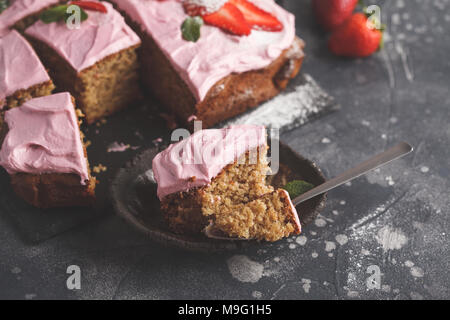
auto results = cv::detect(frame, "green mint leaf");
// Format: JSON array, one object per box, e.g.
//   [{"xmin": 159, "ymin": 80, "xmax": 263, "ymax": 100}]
[
  {"xmin": 283, "ymin": 180, "xmax": 314, "ymax": 199},
  {"xmin": 40, "ymin": 5, "xmax": 69, "ymax": 23},
  {"xmin": 0, "ymin": 0, "xmax": 10, "ymax": 14},
  {"xmin": 181, "ymin": 16, "xmax": 203, "ymax": 42}
]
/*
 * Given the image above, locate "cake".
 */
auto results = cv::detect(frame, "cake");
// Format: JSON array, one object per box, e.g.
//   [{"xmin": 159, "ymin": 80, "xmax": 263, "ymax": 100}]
[
  {"xmin": 0, "ymin": 0, "xmax": 62, "ymax": 36},
  {"xmin": 0, "ymin": 92, "xmax": 96, "ymax": 208},
  {"xmin": 152, "ymin": 125, "xmax": 301, "ymax": 242},
  {"xmin": 0, "ymin": 30, "xmax": 54, "ymax": 110},
  {"xmin": 24, "ymin": 1, "xmax": 142, "ymax": 124},
  {"xmin": 109, "ymin": 0, "xmax": 305, "ymax": 128}
]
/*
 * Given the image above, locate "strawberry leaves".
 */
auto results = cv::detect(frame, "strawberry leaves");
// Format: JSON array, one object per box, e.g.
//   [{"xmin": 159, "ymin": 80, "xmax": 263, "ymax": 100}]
[
  {"xmin": 181, "ymin": 16, "xmax": 204, "ymax": 42},
  {"xmin": 40, "ymin": 4, "xmax": 88, "ymax": 24},
  {"xmin": 0, "ymin": 0, "xmax": 10, "ymax": 14}
]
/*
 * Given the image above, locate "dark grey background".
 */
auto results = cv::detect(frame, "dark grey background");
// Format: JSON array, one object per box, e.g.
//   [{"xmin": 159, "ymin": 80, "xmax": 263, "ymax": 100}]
[{"xmin": 0, "ymin": 0, "xmax": 449, "ymax": 299}]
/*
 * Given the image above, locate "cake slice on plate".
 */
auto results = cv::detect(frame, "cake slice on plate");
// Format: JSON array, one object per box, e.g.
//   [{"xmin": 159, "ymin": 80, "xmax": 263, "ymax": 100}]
[
  {"xmin": 152, "ymin": 125, "xmax": 301, "ymax": 242},
  {"xmin": 0, "ymin": 0, "xmax": 62, "ymax": 36},
  {"xmin": 0, "ymin": 30, "xmax": 54, "ymax": 110},
  {"xmin": 0, "ymin": 92, "xmax": 96, "ymax": 208},
  {"xmin": 25, "ymin": 1, "xmax": 141, "ymax": 123},
  {"xmin": 110, "ymin": 0, "xmax": 305, "ymax": 128}
]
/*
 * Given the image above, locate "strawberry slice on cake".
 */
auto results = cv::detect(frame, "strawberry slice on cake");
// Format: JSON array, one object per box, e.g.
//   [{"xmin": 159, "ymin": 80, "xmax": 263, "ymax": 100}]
[{"xmin": 183, "ymin": 0, "xmax": 283, "ymax": 36}]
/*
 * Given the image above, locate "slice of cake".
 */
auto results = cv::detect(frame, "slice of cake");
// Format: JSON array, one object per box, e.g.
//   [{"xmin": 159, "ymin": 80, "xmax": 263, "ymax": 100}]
[
  {"xmin": 0, "ymin": 30, "xmax": 54, "ymax": 110},
  {"xmin": 0, "ymin": 0, "xmax": 61, "ymax": 36},
  {"xmin": 0, "ymin": 92, "xmax": 96, "ymax": 208},
  {"xmin": 152, "ymin": 125, "xmax": 301, "ymax": 242},
  {"xmin": 24, "ymin": 1, "xmax": 141, "ymax": 123},
  {"xmin": 109, "ymin": 0, "xmax": 305, "ymax": 128}
]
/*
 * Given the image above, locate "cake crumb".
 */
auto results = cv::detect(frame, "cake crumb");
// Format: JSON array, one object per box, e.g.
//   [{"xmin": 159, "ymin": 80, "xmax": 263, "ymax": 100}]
[
  {"xmin": 85, "ymin": 140, "xmax": 92, "ymax": 148},
  {"xmin": 93, "ymin": 164, "xmax": 107, "ymax": 173},
  {"xmin": 75, "ymin": 109, "xmax": 85, "ymax": 118}
]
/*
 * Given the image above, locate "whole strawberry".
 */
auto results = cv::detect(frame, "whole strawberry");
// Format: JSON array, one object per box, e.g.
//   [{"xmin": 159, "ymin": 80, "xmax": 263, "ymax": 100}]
[
  {"xmin": 328, "ymin": 12, "xmax": 383, "ymax": 58},
  {"xmin": 312, "ymin": 0, "xmax": 359, "ymax": 31}
]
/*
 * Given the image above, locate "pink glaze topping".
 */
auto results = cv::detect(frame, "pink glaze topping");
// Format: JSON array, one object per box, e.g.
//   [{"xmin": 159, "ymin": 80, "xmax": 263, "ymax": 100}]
[
  {"xmin": 153, "ymin": 125, "xmax": 267, "ymax": 200},
  {"xmin": 0, "ymin": 92, "xmax": 89, "ymax": 184},
  {"xmin": 0, "ymin": 0, "xmax": 60, "ymax": 36},
  {"xmin": 25, "ymin": 1, "xmax": 140, "ymax": 72},
  {"xmin": 0, "ymin": 30, "xmax": 51, "ymax": 109},
  {"xmin": 110, "ymin": 0, "xmax": 296, "ymax": 101}
]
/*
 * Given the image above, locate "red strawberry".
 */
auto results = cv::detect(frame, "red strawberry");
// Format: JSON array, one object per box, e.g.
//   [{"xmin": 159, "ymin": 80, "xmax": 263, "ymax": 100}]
[
  {"xmin": 229, "ymin": 0, "xmax": 283, "ymax": 31},
  {"xmin": 69, "ymin": 1, "xmax": 107, "ymax": 13},
  {"xmin": 328, "ymin": 13, "xmax": 383, "ymax": 58},
  {"xmin": 202, "ymin": 2, "xmax": 251, "ymax": 36},
  {"xmin": 183, "ymin": 2, "xmax": 208, "ymax": 17},
  {"xmin": 312, "ymin": 0, "xmax": 358, "ymax": 31}
]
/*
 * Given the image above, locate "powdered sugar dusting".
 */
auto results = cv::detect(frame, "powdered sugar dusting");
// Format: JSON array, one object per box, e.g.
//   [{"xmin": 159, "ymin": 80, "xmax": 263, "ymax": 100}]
[
  {"xmin": 376, "ymin": 226, "xmax": 408, "ymax": 251},
  {"xmin": 227, "ymin": 255, "xmax": 264, "ymax": 283},
  {"xmin": 219, "ymin": 74, "xmax": 338, "ymax": 131}
]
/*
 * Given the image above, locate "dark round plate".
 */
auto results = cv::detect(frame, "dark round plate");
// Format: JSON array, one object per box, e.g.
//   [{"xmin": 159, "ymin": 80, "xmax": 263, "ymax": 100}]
[{"xmin": 111, "ymin": 141, "xmax": 327, "ymax": 252}]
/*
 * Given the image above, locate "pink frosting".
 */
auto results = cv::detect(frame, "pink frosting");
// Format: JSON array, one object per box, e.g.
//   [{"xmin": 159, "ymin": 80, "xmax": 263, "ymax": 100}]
[
  {"xmin": 25, "ymin": 1, "xmax": 140, "ymax": 72},
  {"xmin": 0, "ymin": 30, "xmax": 51, "ymax": 109},
  {"xmin": 0, "ymin": 92, "xmax": 89, "ymax": 184},
  {"xmin": 152, "ymin": 125, "xmax": 267, "ymax": 200},
  {"xmin": 110, "ymin": 0, "xmax": 296, "ymax": 101},
  {"xmin": 0, "ymin": 0, "xmax": 60, "ymax": 36}
]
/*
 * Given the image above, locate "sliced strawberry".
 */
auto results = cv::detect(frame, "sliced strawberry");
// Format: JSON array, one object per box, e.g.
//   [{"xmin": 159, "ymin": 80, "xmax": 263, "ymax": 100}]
[
  {"xmin": 203, "ymin": 2, "xmax": 251, "ymax": 36},
  {"xmin": 228, "ymin": 0, "xmax": 283, "ymax": 32},
  {"xmin": 183, "ymin": 2, "xmax": 208, "ymax": 17},
  {"xmin": 69, "ymin": 1, "xmax": 107, "ymax": 13}
]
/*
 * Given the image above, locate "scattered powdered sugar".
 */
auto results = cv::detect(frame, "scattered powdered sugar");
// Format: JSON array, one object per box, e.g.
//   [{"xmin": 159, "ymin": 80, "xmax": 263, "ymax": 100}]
[
  {"xmin": 403, "ymin": 260, "xmax": 424, "ymax": 278},
  {"xmin": 325, "ymin": 241, "xmax": 336, "ymax": 252},
  {"xmin": 311, "ymin": 252, "xmax": 318, "ymax": 258},
  {"xmin": 376, "ymin": 226, "xmax": 408, "ymax": 251},
  {"xmin": 227, "ymin": 255, "xmax": 264, "ymax": 283},
  {"xmin": 321, "ymin": 137, "xmax": 331, "ymax": 144},
  {"xmin": 315, "ymin": 218, "xmax": 327, "ymax": 227},
  {"xmin": 295, "ymin": 235, "xmax": 307, "ymax": 246},
  {"xmin": 404, "ymin": 260, "xmax": 415, "ymax": 268},
  {"xmin": 385, "ymin": 176, "xmax": 395, "ymax": 186},
  {"xmin": 301, "ymin": 279, "xmax": 311, "ymax": 293},
  {"xmin": 420, "ymin": 166, "xmax": 430, "ymax": 173},
  {"xmin": 410, "ymin": 266, "xmax": 425, "ymax": 278},
  {"xmin": 252, "ymin": 291, "xmax": 262, "ymax": 299},
  {"xmin": 219, "ymin": 74, "xmax": 337, "ymax": 132},
  {"xmin": 335, "ymin": 234, "xmax": 349, "ymax": 246}
]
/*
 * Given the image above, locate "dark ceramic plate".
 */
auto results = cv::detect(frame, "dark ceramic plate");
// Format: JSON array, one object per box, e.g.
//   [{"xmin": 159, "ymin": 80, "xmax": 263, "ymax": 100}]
[{"xmin": 111, "ymin": 141, "xmax": 327, "ymax": 252}]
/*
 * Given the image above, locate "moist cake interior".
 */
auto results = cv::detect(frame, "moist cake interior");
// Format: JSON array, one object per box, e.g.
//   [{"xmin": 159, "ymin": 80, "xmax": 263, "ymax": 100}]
[{"xmin": 162, "ymin": 146, "xmax": 300, "ymax": 242}]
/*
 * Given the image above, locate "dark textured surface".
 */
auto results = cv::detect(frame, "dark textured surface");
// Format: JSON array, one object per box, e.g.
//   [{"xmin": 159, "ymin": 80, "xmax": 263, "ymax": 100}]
[{"xmin": 0, "ymin": 0, "xmax": 449, "ymax": 300}]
